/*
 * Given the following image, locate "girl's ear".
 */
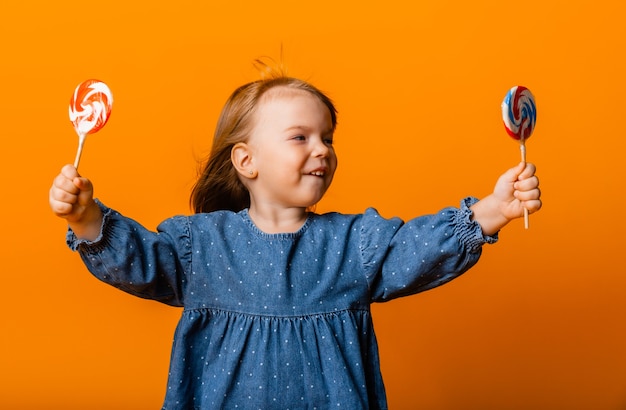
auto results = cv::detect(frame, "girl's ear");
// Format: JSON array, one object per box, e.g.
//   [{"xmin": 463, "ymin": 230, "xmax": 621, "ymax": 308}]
[{"xmin": 231, "ymin": 142, "xmax": 257, "ymax": 179}]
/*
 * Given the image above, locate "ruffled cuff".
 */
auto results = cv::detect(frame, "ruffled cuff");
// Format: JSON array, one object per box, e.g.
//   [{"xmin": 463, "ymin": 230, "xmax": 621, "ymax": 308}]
[
  {"xmin": 65, "ymin": 199, "xmax": 112, "ymax": 252},
  {"xmin": 453, "ymin": 196, "xmax": 498, "ymax": 253}
]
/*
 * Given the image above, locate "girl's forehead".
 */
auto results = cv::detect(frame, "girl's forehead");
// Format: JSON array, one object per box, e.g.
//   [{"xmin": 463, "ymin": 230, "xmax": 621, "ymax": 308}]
[
  {"xmin": 255, "ymin": 87, "xmax": 327, "ymax": 118},
  {"xmin": 260, "ymin": 86, "xmax": 312, "ymax": 102},
  {"xmin": 250, "ymin": 87, "xmax": 332, "ymax": 136}
]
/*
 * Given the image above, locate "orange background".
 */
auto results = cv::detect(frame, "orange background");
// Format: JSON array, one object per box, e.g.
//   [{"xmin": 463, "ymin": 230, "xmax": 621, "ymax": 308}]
[{"xmin": 1, "ymin": 1, "xmax": 625, "ymax": 408}]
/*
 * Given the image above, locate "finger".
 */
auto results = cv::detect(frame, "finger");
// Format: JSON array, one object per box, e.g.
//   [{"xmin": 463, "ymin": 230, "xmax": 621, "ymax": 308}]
[
  {"xmin": 50, "ymin": 185, "xmax": 79, "ymax": 204},
  {"xmin": 515, "ymin": 175, "xmax": 539, "ymax": 191},
  {"xmin": 515, "ymin": 186, "xmax": 541, "ymax": 201},
  {"xmin": 49, "ymin": 182, "xmax": 77, "ymax": 212},
  {"xmin": 53, "ymin": 172, "xmax": 80, "ymax": 196},
  {"xmin": 61, "ymin": 164, "xmax": 80, "ymax": 179},
  {"xmin": 524, "ymin": 198, "xmax": 542, "ymax": 214},
  {"xmin": 501, "ymin": 162, "xmax": 526, "ymax": 184},
  {"xmin": 515, "ymin": 189, "xmax": 542, "ymax": 212},
  {"xmin": 73, "ymin": 176, "xmax": 93, "ymax": 192},
  {"xmin": 49, "ymin": 197, "xmax": 75, "ymax": 217},
  {"xmin": 518, "ymin": 162, "xmax": 537, "ymax": 180},
  {"xmin": 74, "ymin": 177, "xmax": 95, "ymax": 206}
]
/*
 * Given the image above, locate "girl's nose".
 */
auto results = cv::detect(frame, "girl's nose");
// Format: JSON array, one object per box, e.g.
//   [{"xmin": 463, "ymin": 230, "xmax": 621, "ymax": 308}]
[{"xmin": 311, "ymin": 138, "xmax": 330, "ymax": 157}]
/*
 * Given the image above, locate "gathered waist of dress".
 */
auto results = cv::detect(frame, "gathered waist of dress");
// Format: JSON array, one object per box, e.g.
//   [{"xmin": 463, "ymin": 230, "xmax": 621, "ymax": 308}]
[{"xmin": 181, "ymin": 305, "xmax": 372, "ymax": 321}]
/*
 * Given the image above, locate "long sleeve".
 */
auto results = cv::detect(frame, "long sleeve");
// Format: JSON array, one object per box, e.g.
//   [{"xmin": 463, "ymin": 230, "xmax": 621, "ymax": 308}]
[
  {"xmin": 66, "ymin": 200, "xmax": 190, "ymax": 307},
  {"xmin": 362, "ymin": 197, "xmax": 498, "ymax": 302}
]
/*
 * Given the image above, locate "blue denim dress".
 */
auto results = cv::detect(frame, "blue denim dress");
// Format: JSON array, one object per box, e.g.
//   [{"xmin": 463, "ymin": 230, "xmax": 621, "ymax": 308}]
[{"xmin": 68, "ymin": 197, "xmax": 496, "ymax": 409}]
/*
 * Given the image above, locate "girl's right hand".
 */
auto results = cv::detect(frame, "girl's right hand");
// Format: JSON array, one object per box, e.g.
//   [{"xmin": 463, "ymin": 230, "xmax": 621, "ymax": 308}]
[{"xmin": 49, "ymin": 164, "xmax": 103, "ymax": 241}]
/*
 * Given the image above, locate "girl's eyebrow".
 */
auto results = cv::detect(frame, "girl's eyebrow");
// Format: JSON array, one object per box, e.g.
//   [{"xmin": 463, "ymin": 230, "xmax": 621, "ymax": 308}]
[
  {"xmin": 284, "ymin": 125, "xmax": 333, "ymax": 135},
  {"xmin": 284, "ymin": 125, "xmax": 310, "ymax": 132}
]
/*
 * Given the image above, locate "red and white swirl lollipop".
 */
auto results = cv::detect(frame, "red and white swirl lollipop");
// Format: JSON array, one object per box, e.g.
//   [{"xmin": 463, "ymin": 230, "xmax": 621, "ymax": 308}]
[
  {"xmin": 501, "ymin": 85, "xmax": 537, "ymax": 229},
  {"xmin": 69, "ymin": 79, "xmax": 113, "ymax": 169}
]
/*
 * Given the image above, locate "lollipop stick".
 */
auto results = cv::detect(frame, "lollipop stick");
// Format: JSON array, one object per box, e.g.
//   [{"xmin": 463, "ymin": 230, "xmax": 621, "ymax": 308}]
[
  {"xmin": 73, "ymin": 134, "xmax": 86, "ymax": 169},
  {"xmin": 520, "ymin": 139, "xmax": 529, "ymax": 229}
]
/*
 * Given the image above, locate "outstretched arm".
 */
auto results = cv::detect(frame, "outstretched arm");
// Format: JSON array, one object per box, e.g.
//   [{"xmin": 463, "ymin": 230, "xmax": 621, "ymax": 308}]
[
  {"xmin": 49, "ymin": 164, "xmax": 103, "ymax": 241},
  {"xmin": 470, "ymin": 162, "xmax": 542, "ymax": 236}
]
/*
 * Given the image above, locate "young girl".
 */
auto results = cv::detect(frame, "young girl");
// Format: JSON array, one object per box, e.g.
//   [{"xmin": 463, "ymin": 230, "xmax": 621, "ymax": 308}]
[{"xmin": 49, "ymin": 67, "xmax": 541, "ymax": 409}]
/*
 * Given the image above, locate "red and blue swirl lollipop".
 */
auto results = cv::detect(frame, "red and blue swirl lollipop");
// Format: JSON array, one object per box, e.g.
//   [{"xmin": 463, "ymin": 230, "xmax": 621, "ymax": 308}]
[
  {"xmin": 501, "ymin": 86, "xmax": 536, "ymax": 161},
  {"xmin": 501, "ymin": 85, "xmax": 537, "ymax": 228}
]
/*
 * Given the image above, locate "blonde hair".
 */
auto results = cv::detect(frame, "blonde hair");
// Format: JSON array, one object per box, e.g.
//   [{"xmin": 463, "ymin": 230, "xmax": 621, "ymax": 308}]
[{"xmin": 190, "ymin": 61, "xmax": 338, "ymax": 213}]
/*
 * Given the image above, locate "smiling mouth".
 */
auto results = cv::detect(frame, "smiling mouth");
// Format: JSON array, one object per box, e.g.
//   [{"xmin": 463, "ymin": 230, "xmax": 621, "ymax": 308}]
[{"xmin": 309, "ymin": 171, "xmax": 325, "ymax": 176}]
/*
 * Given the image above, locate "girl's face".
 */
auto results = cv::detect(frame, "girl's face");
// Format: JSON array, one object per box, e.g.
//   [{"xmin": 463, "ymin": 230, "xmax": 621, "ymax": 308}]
[{"xmin": 246, "ymin": 87, "xmax": 337, "ymax": 210}]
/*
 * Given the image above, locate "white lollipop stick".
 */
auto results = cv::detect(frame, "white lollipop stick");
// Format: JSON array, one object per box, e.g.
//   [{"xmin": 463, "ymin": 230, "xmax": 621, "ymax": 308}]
[
  {"xmin": 73, "ymin": 134, "xmax": 86, "ymax": 169},
  {"xmin": 519, "ymin": 137, "xmax": 529, "ymax": 229}
]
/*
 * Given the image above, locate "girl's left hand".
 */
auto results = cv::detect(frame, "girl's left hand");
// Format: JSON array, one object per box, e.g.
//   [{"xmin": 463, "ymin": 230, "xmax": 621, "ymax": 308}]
[
  {"xmin": 470, "ymin": 162, "xmax": 542, "ymax": 236},
  {"xmin": 493, "ymin": 162, "xmax": 542, "ymax": 221}
]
